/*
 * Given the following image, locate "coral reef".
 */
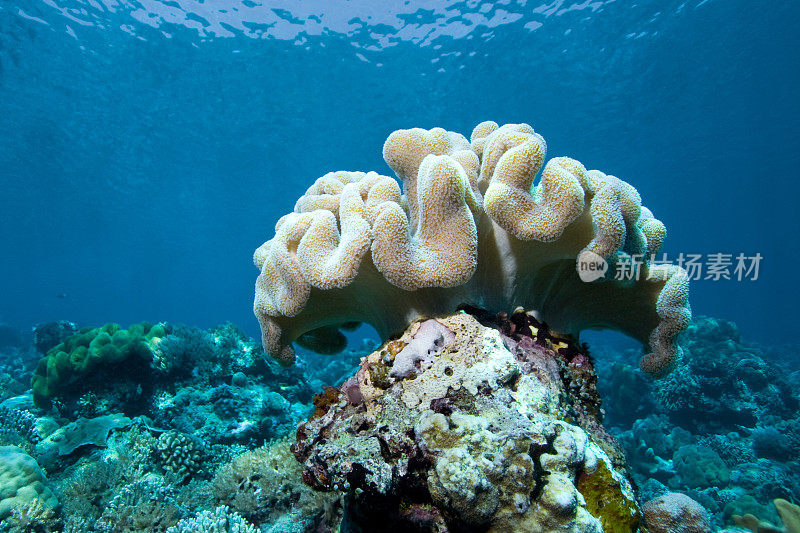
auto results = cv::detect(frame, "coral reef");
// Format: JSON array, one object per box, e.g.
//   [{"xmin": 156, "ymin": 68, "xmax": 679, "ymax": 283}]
[
  {"xmin": 673, "ymin": 445, "xmax": 730, "ymax": 490},
  {"xmin": 94, "ymin": 474, "xmax": 184, "ymax": 532},
  {"xmin": 253, "ymin": 121, "xmax": 691, "ymax": 377},
  {"xmin": 3, "ymin": 305, "xmax": 794, "ymax": 531},
  {"xmin": 0, "ymin": 343, "xmax": 41, "ymax": 405},
  {"xmin": 166, "ymin": 506, "xmax": 258, "ymax": 533},
  {"xmin": 151, "ymin": 381, "xmax": 307, "ymax": 446},
  {"xmin": 642, "ymin": 492, "xmax": 711, "ymax": 533},
  {"xmin": 49, "ymin": 423, "xmax": 199, "ymax": 531},
  {"xmin": 155, "ymin": 430, "xmax": 205, "ymax": 481},
  {"xmin": 775, "ymin": 499, "xmax": 800, "ymax": 532},
  {"xmin": 292, "ymin": 310, "xmax": 641, "ymax": 531},
  {"xmin": 0, "ymin": 446, "xmax": 59, "ymax": 519},
  {"xmin": 0, "ymin": 497, "xmax": 63, "ymax": 533},
  {"xmin": 0, "ymin": 321, "xmax": 352, "ymax": 532},
  {"xmin": 32, "ymin": 321, "xmax": 79, "ymax": 356},
  {"xmin": 31, "ymin": 322, "xmax": 168, "ymax": 408},
  {"xmin": 597, "ymin": 316, "xmax": 800, "ymax": 530},
  {"xmin": 651, "ymin": 318, "xmax": 797, "ymax": 434},
  {"xmin": 25, "ymin": 322, "xmax": 313, "ymax": 448},
  {"xmin": 212, "ymin": 435, "xmax": 339, "ymax": 529},
  {"xmin": 733, "ymin": 498, "xmax": 800, "ymax": 533},
  {"xmin": 0, "ymin": 406, "xmax": 42, "ymax": 444},
  {"xmin": 35, "ymin": 413, "xmax": 131, "ymax": 469}
]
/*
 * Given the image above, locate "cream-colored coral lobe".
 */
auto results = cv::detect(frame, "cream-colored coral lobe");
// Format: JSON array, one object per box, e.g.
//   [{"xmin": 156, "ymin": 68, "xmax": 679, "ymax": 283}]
[{"xmin": 253, "ymin": 121, "xmax": 691, "ymax": 376}]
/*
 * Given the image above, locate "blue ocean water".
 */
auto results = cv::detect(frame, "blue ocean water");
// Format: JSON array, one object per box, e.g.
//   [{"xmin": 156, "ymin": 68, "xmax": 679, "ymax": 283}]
[{"xmin": 1, "ymin": 0, "xmax": 798, "ymax": 345}]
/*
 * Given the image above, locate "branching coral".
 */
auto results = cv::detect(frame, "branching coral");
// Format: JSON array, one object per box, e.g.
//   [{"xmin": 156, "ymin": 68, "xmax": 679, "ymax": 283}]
[
  {"xmin": 0, "ymin": 497, "xmax": 62, "ymax": 533},
  {"xmin": 212, "ymin": 435, "xmax": 338, "ymax": 528},
  {"xmin": 155, "ymin": 430, "xmax": 205, "ymax": 481},
  {"xmin": 166, "ymin": 506, "xmax": 257, "ymax": 533},
  {"xmin": 94, "ymin": 475, "xmax": 184, "ymax": 532},
  {"xmin": 0, "ymin": 407, "xmax": 41, "ymax": 444},
  {"xmin": 253, "ymin": 121, "xmax": 690, "ymax": 376}
]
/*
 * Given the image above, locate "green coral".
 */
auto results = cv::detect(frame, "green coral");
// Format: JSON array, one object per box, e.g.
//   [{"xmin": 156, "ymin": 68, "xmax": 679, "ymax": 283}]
[
  {"xmin": 576, "ymin": 459, "xmax": 641, "ymax": 533},
  {"xmin": 31, "ymin": 322, "xmax": 168, "ymax": 408}
]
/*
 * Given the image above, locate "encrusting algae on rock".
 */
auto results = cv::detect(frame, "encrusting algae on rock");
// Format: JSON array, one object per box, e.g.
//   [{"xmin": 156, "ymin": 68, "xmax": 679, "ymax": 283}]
[
  {"xmin": 252, "ymin": 121, "xmax": 691, "ymax": 378},
  {"xmin": 291, "ymin": 309, "xmax": 642, "ymax": 532}
]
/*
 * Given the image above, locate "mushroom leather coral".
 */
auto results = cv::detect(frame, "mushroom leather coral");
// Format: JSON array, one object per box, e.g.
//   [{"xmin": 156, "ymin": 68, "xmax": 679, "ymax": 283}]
[{"xmin": 253, "ymin": 121, "xmax": 691, "ymax": 376}]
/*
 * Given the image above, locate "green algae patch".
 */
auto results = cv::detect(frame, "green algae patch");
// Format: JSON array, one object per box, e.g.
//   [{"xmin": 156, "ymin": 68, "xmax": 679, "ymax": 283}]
[
  {"xmin": 576, "ymin": 459, "xmax": 641, "ymax": 533},
  {"xmin": 32, "ymin": 322, "xmax": 167, "ymax": 408}
]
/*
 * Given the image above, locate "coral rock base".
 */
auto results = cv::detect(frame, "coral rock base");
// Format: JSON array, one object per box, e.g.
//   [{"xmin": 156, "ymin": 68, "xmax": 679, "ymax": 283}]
[{"xmin": 293, "ymin": 310, "xmax": 642, "ymax": 532}]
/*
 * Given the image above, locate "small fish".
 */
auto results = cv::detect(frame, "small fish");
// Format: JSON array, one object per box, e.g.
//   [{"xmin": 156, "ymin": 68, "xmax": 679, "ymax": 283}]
[{"xmin": 57, "ymin": 293, "xmax": 68, "ymax": 299}]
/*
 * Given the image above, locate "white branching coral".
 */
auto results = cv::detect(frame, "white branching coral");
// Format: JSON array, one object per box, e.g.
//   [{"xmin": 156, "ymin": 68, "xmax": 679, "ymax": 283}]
[
  {"xmin": 166, "ymin": 506, "xmax": 257, "ymax": 533},
  {"xmin": 253, "ymin": 121, "xmax": 691, "ymax": 376}
]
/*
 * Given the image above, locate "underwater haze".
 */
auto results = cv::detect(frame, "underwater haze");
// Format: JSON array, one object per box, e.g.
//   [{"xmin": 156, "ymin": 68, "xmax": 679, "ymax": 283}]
[{"xmin": 1, "ymin": 0, "xmax": 799, "ymax": 343}]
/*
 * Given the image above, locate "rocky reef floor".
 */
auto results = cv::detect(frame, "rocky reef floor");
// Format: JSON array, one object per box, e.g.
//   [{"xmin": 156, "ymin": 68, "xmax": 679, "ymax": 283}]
[{"xmin": 0, "ymin": 312, "xmax": 797, "ymax": 532}]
